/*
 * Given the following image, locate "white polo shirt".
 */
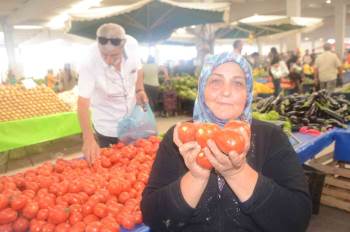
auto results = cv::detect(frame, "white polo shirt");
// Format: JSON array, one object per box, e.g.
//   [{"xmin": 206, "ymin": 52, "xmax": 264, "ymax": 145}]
[{"xmin": 78, "ymin": 35, "xmax": 141, "ymax": 137}]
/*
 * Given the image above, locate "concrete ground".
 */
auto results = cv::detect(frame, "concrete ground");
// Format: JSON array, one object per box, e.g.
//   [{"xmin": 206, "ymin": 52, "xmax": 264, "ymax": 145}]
[{"xmin": 1, "ymin": 115, "xmax": 349, "ymax": 231}]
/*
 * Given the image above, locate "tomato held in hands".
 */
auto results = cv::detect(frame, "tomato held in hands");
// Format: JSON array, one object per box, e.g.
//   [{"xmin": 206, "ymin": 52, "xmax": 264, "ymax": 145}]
[
  {"xmin": 225, "ymin": 120, "xmax": 251, "ymax": 139},
  {"xmin": 178, "ymin": 122, "xmax": 197, "ymax": 143},
  {"xmin": 196, "ymin": 151, "xmax": 212, "ymax": 170},
  {"xmin": 214, "ymin": 129, "xmax": 245, "ymax": 154},
  {"xmin": 196, "ymin": 123, "xmax": 220, "ymax": 148}
]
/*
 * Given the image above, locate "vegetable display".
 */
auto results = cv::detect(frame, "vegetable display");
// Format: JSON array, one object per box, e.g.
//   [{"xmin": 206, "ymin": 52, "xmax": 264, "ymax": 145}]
[
  {"xmin": 160, "ymin": 75, "xmax": 197, "ymax": 101},
  {"xmin": 0, "ymin": 136, "xmax": 160, "ymax": 231},
  {"xmin": 0, "ymin": 85, "xmax": 71, "ymax": 122},
  {"xmin": 253, "ymin": 90, "xmax": 350, "ymax": 132}
]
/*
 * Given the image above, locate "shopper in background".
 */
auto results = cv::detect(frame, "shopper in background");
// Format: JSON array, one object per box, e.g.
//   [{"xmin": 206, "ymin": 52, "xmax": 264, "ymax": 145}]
[
  {"xmin": 268, "ymin": 47, "xmax": 288, "ymax": 96},
  {"xmin": 143, "ymin": 56, "xmax": 169, "ymax": 113},
  {"xmin": 58, "ymin": 63, "xmax": 77, "ymax": 92},
  {"xmin": 303, "ymin": 49, "xmax": 312, "ymax": 65},
  {"xmin": 141, "ymin": 52, "xmax": 311, "ymax": 232},
  {"xmin": 45, "ymin": 69, "xmax": 57, "ymax": 90},
  {"xmin": 233, "ymin": 39, "xmax": 243, "ymax": 55},
  {"xmin": 314, "ymin": 43, "xmax": 342, "ymax": 92},
  {"xmin": 287, "ymin": 50, "xmax": 303, "ymax": 93},
  {"xmin": 77, "ymin": 23, "xmax": 148, "ymax": 163}
]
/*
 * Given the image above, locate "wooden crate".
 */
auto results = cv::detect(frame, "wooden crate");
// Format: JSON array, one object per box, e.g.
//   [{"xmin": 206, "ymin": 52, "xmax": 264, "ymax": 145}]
[{"xmin": 308, "ymin": 152, "xmax": 350, "ymax": 213}]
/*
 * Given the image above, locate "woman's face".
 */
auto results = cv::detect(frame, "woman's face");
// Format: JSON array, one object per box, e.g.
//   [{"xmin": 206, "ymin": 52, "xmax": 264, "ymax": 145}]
[{"xmin": 204, "ymin": 62, "xmax": 247, "ymax": 120}]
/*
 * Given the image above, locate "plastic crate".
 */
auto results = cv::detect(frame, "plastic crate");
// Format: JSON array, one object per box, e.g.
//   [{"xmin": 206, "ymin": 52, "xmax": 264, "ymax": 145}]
[{"xmin": 303, "ymin": 164, "xmax": 326, "ymax": 214}]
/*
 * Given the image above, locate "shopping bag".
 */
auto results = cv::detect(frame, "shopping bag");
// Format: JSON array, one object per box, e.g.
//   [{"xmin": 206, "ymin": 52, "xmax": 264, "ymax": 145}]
[
  {"xmin": 117, "ymin": 104, "xmax": 157, "ymax": 144},
  {"xmin": 270, "ymin": 61, "xmax": 290, "ymax": 79}
]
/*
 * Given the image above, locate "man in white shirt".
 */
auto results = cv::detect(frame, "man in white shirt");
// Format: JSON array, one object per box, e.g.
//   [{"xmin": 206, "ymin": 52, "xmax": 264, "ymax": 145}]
[
  {"xmin": 77, "ymin": 23, "xmax": 148, "ymax": 163},
  {"xmin": 314, "ymin": 43, "xmax": 342, "ymax": 92}
]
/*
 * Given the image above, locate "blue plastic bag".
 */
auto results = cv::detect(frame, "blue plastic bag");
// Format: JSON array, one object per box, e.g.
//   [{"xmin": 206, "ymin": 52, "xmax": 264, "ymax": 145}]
[{"xmin": 117, "ymin": 104, "xmax": 157, "ymax": 144}]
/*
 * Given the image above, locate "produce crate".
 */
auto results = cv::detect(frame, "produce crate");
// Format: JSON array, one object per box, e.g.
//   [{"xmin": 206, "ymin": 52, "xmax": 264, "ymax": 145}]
[{"xmin": 308, "ymin": 152, "xmax": 350, "ymax": 213}]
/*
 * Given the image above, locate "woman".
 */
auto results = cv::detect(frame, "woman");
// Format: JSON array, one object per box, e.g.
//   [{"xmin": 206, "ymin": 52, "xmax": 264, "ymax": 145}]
[
  {"xmin": 141, "ymin": 52, "xmax": 311, "ymax": 232},
  {"xmin": 268, "ymin": 47, "xmax": 288, "ymax": 96}
]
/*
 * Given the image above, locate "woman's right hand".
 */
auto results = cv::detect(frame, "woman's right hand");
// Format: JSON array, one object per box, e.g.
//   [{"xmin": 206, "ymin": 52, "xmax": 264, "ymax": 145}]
[
  {"xmin": 173, "ymin": 123, "xmax": 211, "ymax": 180},
  {"xmin": 82, "ymin": 136, "xmax": 100, "ymax": 164}
]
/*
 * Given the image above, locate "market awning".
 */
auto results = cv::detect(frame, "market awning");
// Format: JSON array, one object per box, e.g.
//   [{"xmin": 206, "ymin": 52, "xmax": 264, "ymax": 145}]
[{"xmin": 68, "ymin": 0, "xmax": 229, "ymax": 44}]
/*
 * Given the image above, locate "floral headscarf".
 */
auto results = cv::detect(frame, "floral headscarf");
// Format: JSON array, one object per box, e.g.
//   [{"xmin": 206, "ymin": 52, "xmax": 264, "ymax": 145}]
[{"xmin": 193, "ymin": 52, "xmax": 253, "ymax": 127}]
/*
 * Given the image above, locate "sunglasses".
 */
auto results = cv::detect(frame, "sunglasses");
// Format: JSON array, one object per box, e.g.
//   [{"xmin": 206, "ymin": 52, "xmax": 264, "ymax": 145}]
[{"xmin": 98, "ymin": 37, "xmax": 125, "ymax": 46}]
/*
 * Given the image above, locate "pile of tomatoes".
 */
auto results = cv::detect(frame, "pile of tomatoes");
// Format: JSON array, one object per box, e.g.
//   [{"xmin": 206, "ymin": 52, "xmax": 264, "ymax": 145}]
[
  {"xmin": 0, "ymin": 136, "xmax": 160, "ymax": 232},
  {"xmin": 178, "ymin": 120, "xmax": 250, "ymax": 169}
]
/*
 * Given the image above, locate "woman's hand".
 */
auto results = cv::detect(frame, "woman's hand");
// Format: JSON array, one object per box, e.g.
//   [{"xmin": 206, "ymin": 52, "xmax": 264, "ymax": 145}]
[
  {"xmin": 173, "ymin": 123, "xmax": 211, "ymax": 180},
  {"xmin": 205, "ymin": 139, "xmax": 249, "ymax": 179}
]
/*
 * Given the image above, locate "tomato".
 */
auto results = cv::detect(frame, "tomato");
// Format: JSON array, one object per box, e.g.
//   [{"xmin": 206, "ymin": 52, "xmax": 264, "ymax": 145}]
[
  {"xmin": 83, "ymin": 214, "xmax": 99, "ymax": 224},
  {"xmin": 120, "ymin": 215, "xmax": 135, "ymax": 230},
  {"xmin": 25, "ymin": 181, "xmax": 39, "ymax": 193},
  {"xmin": 83, "ymin": 183, "xmax": 96, "ymax": 196},
  {"xmin": 38, "ymin": 195, "xmax": 55, "ymax": 209},
  {"xmin": 13, "ymin": 217, "xmax": 29, "ymax": 232},
  {"xmin": 101, "ymin": 156, "xmax": 112, "ymax": 168},
  {"xmin": 133, "ymin": 181, "xmax": 145, "ymax": 192},
  {"xmin": 178, "ymin": 122, "xmax": 197, "ymax": 143},
  {"xmin": 48, "ymin": 205, "xmax": 70, "ymax": 225},
  {"xmin": 137, "ymin": 172, "xmax": 149, "ymax": 184},
  {"xmin": 22, "ymin": 201, "xmax": 39, "ymax": 219},
  {"xmin": 56, "ymin": 181, "xmax": 69, "ymax": 196},
  {"xmin": 54, "ymin": 223, "xmax": 70, "ymax": 232},
  {"xmin": 70, "ymin": 221, "xmax": 86, "ymax": 232},
  {"xmin": 0, "ymin": 208, "xmax": 17, "ymax": 224},
  {"xmin": 0, "ymin": 194, "xmax": 9, "ymax": 210},
  {"xmin": 108, "ymin": 180, "xmax": 123, "ymax": 196},
  {"xmin": 69, "ymin": 212, "xmax": 83, "ymax": 225},
  {"xmin": 37, "ymin": 208, "xmax": 49, "ymax": 220},
  {"xmin": 214, "ymin": 129, "xmax": 245, "ymax": 154},
  {"xmin": 118, "ymin": 192, "xmax": 130, "ymax": 204},
  {"xmin": 70, "ymin": 204, "xmax": 82, "ymax": 214},
  {"xmin": 30, "ymin": 220, "xmax": 45, "ymax": 232},
  {"xmin": 196, "ymin": 123, "xmax": 220, "ymax": 148},
  {"xmin": 196, "ymin": 151, "xmax": 212, "ymax": 169},
  {"xmin": 38, "ymin": 176, "xmax": 52, "ymax": 189},
  {"xmin": 82, "ymin": 203, "xmax": 94, "ymax": 216},
  {"xmin": 0, "ymin": 224, "xmax": 13, "ymax": 232},
  {"xmin": 68, "ymin": 181, "xmax": 82, "ymax": 193},
  {"xmin": 93, "ymin": 203, "xmax": 107, "ymax": 218},
  {"xmin": 41, "ymin": 223, "xmax": 55, "ymax": 232},
  {"xmin": 224, "ymin": 120, "xmax": 251, "ymax": 144},
  {"xmin": 85, "ymin": 221, "xmax": 102, "ymax": 232},
  {"xmin": 9, "ymin": 195, "xmax": 26, "ymax": 211},
  {"xmin": 134, "ymin": 210, "xmax": 143, "ymax": 224}
]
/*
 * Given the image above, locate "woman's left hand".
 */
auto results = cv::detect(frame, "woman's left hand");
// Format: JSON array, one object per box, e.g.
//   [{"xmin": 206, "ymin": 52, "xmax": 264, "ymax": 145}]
[{"xmin": 204, "ymin": 139, "xmax": 249, "ymax": 179}]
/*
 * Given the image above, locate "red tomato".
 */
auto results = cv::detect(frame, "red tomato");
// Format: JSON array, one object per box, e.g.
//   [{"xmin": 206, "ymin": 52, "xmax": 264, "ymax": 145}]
[
  {"xmin": 22, "ymin": 201, "xmax": 39, "ymax": 219},
  {"xmin": 0, "ymin": 224, "xmax": 13, "ymax": 232},
  {"xmin": 137, "ymin": 172, "xmax": 149, "ymax": 184},
  {"xmin": 196, "ymin": 151, "xmax": 212, "ymax": 169},
  {"xmin": 30, "ymin": 219, "xmax": 44, "ymax": 232},
  {"xmin": 69, "ymin": 212, "xmax": 83, "ymax": 225},
  {"xmin": 0, "ymin": 194, "xmax": 9, "ymax": 210},
  {"xmin": 25, "ymin": 181, "xmax": 39, "ymax": 193},
  {"xmin": 93, "ymin": 203, "xmax": 107, "ymax": 218},
  {"xmin": 224, "ymin": 120, "xmax": 251, "ymax": 144},
  {"xmin": 54, "ymin": 223, "xmax": 70, "ymax": 232},
  {"xmin": 0, "ymin": 208, "xmax": 17, "ymax": 224},
  {"xmin": 196, "ymin": 123, "xmax": 220, "ymax": 148},
  {"xmin": 101, "ymin": 156, "xmax": 112, "ymax": 168},
  {"xmin": 41, "ymin": 223, "xmax": 55, "ymax": 232},
  {"xmin": 22, "ymin": 189, "xmax": 35, "ymax": 199},
  {"xmin": 133, "ymin": 181, "xmax": 145, "ymax": 192},
  {"xmin": 118, "ymin": 192, "xmax": 130, "ymax": 204},
  {"xmin": 36, "ymin": 208, "xmax": 49, "ymax": 220},
  {"xmin": 108, "ymin": 180, "xmax": 123, "ymax": 196},
  {"xmin": 12, "ymin": 217, "xmax": 29, "ymax": 232},
  {"xmin": 120, "ymin": 215, "xmax": 135, "ymax": 230},
  {"xmin": 178, "ymin": 122, "xmax": 197, "ymax": 143},
  {"xmin": 214, "ymin": 129, "xmax": 245, "ymax": 154},
  {"xmin": 38, "ymin": 195, "xmax": 55, "ymax": 209},
  {"xmin": 70, "ymin": 221, "xmax": 86, "ymax": 232},
  {"xmin": 11, "ymin": 196, "xmax": 27, "ymax": 212},
  {"xmin": 83, "ymin": 183, "xmax": 96, "ymax": 196},
  {"xmin": 134, "ymin": 210, "xmax": 143, "ymax": 224},
  {"xmin": 68, "ymin": 181, "xmax": 82, "ymax": 193},
  {"xmin": 82, "ymin": 203, "xmax": 94, "ymax": 216},
  {"xmin": 70, "ymin": 204, "xmax": 82, "ymax": 214},
  {"xmin": 48, "ymin": 205, "xmax": 70, "ymax": 225},
  {"xmin": 85, "ymin": 221, "xmax": 102, "ymax": 232},
  {"xmin": 83, "ymin": 214, "xmax": 99, "ymax": 224}
]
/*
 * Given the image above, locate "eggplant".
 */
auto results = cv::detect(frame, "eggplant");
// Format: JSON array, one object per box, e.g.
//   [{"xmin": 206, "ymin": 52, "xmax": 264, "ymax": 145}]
[
  {"xmin": 325, "ymin": 119, "xmax": 348, "ymax": 129},
  {"xmin": 316, "ymin": 102, "xmax": 345, "ymax": 123}
]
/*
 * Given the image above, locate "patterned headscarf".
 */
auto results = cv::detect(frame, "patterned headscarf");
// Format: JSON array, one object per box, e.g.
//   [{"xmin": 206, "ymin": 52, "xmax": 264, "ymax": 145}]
[{"xmin": 193, "ymin": 52, "xmax": 253, "ymax": 127}]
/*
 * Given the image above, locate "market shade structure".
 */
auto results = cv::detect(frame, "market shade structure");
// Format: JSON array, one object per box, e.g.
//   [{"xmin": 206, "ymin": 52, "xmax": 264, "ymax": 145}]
[
  {"xmin": 215, "ymin": 15, "xmax": 323, "ymax": 40},
  {"xmin": 68, "ymin": 0, "xmax": 229, "ymax": 44}
]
